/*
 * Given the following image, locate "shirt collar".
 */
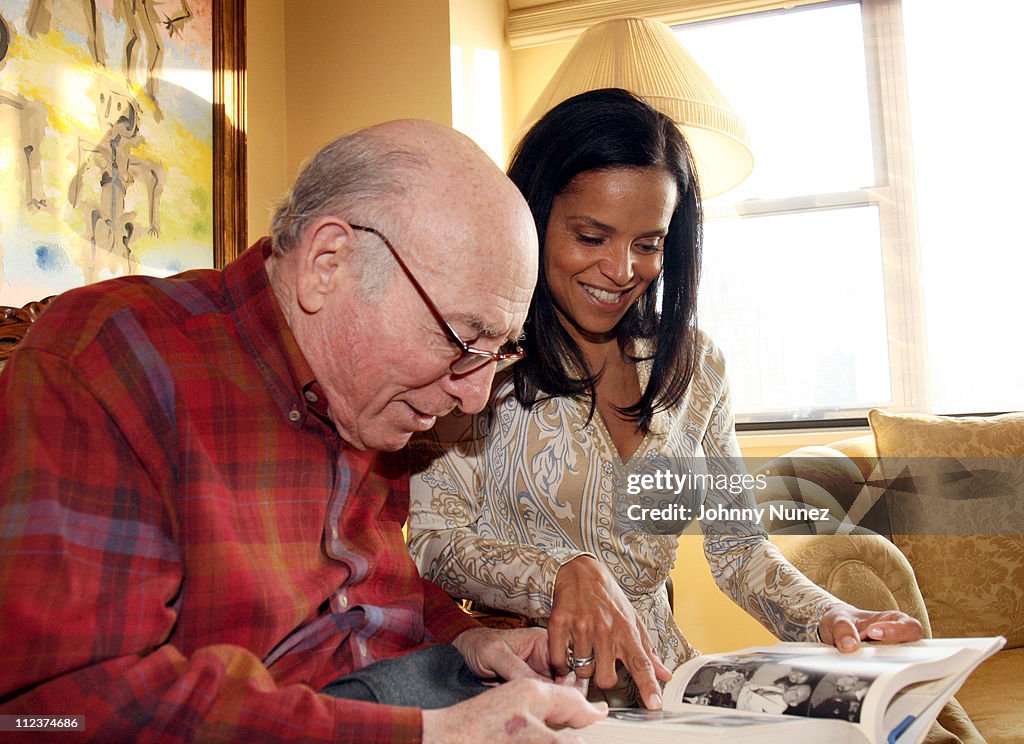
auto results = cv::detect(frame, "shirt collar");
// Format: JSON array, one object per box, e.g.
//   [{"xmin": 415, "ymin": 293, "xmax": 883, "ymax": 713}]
[{"xmin": 223, "ymin": 238, "xmax": 332, "ymax": 429}]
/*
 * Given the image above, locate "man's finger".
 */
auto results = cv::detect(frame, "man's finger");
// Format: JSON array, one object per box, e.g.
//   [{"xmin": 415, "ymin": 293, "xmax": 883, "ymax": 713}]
[
  {"xmin": 539, "ymin": 685, "xmax": 608, "ymax": 729},
  {"xmin": 555, "ymin": 670, "xmax": 591, "ymax": 698},
  {"xmin": 490, "ymin": 643, "xmax": 551, "ymax": 682}
]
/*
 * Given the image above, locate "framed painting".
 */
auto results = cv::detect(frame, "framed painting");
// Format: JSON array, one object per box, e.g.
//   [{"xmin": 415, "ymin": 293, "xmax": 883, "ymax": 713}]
[{"xmin": 0, "ymin": 0, "xmax": 245, "ymax": 308}]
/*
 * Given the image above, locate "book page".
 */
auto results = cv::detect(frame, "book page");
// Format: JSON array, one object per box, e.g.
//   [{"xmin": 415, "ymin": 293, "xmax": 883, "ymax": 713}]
[
  {"xmin": 858, "ymin": 639, "xmax": 1004, "ymax": 742},
  {"xmin": 665, "ymin": 644, "xmax": 962, "ymax": 723},
  {"xmin": 663, "ymin": 639, "xmax": 1003, "ymax": 743},
  {"xmin": 580, "ymin": 707, "xmax": 856, "ymax": 744}
]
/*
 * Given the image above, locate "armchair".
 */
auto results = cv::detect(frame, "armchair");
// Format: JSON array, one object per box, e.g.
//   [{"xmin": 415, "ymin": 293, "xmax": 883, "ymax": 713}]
[{"xmin": 754, "ymin": 410, "xmax": 1024, "ymax": 744}]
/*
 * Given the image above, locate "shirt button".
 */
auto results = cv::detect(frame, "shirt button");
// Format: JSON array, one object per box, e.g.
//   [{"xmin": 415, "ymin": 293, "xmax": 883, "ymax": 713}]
[
  {"xmin": 358, "ymin": 641, "xmax": 367, "ymax": 656},
  {"xmin": 304, "ymin": 390, "xmax": 318, "ymax": 403},
  {"xmin": 338, "ymin": 593, "xmax": 348, "ymax": 609},
  {"xmin": 288, "ymin": 408, "xmax": 301, "ymax": 422}
]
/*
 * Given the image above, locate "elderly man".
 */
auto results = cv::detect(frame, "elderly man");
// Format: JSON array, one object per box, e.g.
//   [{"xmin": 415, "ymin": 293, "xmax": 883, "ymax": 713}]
[{"xmin": 0, "ymin": 121, "xmax": 605, "ymax": 742}]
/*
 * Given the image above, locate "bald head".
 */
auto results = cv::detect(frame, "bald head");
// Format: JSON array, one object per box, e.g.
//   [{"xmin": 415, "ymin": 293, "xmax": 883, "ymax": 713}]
[
  {"xmin": 270, "ymin": 121, "xmax": 427, "ymax": 256},
  {"xmin": 266, "ymin": 120, "xmax": 538, "ymax": 451},
  {"xmin": 271, "ymin": 120, "xmax": 535, "ymax": 301},
  {"xmin": 272, "ymin": 120, "xmax": 531, "ymax": 259},
  {"xmin": 368, "ymin": 121, "xmax": 537, "ymax": 314},
  {"xmin": 368, "ymin": 119, "xmax": 525, "ymax": 221}
]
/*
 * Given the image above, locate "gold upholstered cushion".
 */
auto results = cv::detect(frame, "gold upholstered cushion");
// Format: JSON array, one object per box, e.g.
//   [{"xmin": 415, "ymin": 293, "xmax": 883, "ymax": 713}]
[
  {"xmin": 869, "ymin": 409, "xmax": 1024, "ymax": 458},
  {"xmin": 951, "ymin": 647, "xmax": 1024, "ymax": 744},
  {"xmin": 868, "ymin": 409, "xmax": 1024, "ymax": 649}
]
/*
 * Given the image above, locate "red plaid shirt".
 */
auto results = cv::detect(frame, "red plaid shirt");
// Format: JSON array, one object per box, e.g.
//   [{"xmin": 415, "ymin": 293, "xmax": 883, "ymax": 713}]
[{"xmin": 0, "ymin": 240, "xmax": 479, "ymax": 742}]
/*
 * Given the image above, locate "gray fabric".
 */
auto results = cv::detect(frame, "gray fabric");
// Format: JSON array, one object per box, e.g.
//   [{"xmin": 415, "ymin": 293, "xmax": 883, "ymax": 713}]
[{"xmin": 320, "ymin": 644, "xmax": 490, "ymax": 709}]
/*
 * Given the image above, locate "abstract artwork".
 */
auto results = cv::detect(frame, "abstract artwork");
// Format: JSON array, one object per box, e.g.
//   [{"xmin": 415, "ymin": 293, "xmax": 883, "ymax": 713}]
[{"xmin": 0, "ymin": 0, "xmax": 226, "ymax": 306}]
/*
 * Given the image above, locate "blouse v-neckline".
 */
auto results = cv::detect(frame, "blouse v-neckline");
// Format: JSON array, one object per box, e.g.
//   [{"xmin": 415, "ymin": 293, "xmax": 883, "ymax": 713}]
[
  {"xmin": 591, "ymin": 405, "xmax": 652, "ymax": 466},
  {"xmin": 583, "ymin": 342, "xmax": 659, "ymax": 468}
]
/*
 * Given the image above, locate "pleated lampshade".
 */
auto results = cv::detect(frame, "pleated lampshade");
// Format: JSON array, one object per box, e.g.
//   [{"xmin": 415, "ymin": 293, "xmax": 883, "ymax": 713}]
[{"xmin": 519, "ymin": 17, "xmax": 753, "ymax": 198}]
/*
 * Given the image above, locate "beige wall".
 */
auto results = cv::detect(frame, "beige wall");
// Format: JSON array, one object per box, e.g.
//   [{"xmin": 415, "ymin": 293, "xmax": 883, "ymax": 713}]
[
  {"xmin": 282, "ymin": 0, "xmax": 452, "ymax": 174},
  {"xmin": 449, "ymin": 0, "xmax": 515, "ymax": 165},
  {"xmin": 246, "ymin": 0, "xmax": 288, "ymax": 241},
  {"xmin": 508, "ymin": 38, "xmax": 571, "ymax": 138},
  {"xmin": 246, "ymin": 0, "xmax": 453, "ymax": 242},
  {"xmin": 674, "ymin": 537, "xmax": 777, "ymax": 652},
  {"xmin": 247, "ymin": 0, "xmax": 547, "ymax": 232}
]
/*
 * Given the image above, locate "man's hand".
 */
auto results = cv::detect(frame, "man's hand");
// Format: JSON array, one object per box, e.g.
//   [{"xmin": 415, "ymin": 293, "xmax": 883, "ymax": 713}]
[
  {"xmin": 819, "ymin": 604, "xmax": 924, "ymax": 652},
  {"xmin": 421, "ymin": 678, "xmax": 607, "ymax": 744},
  {"xmin": 452, "ymin": 626, "xmax": 552, "ymax": 681},
  {"xmin": 548, "ymin": 556, "xmax": 672, "ymax": 709}
]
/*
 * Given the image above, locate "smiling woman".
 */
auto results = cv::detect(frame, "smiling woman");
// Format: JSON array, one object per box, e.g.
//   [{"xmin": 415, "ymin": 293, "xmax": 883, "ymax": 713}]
[
  {"xmin": 543, "ymin": 167, "xmax": 673, "ymax": 346},
  {"xmin": 540, "ymin": 166, "xmax": 676, "ymax": 462},
  {"xmin": 505, "ymin": 89, "xmax": 702, "ymax": 438},
  {"xmin": 409, "ymin": 88, "xmax": 924, "ymax": 713}
]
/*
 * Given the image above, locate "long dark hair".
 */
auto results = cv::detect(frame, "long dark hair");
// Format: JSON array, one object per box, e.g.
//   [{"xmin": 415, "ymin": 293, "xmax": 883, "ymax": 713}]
[{"xmin": 508, "ymin": 88, "xmax": 702, "ymax": 433}]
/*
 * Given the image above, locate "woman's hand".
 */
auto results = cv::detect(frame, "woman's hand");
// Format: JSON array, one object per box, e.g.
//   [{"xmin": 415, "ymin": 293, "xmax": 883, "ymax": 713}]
[
  {"xmin": 818, "ymin": 603, "xmax": 924, "ymax": 652},
  {"xmin": 548, "ymin": 555, "xmax": 672, "ymax": 709}
]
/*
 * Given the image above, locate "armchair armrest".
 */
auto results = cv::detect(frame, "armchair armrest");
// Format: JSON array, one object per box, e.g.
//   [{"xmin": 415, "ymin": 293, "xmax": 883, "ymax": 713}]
[
  {"xmin": 752, "ymin": 443, "xmax": 890, "ymax": 536},
  {"xmin": 829, "ymin": 434, "xmax": 878, "ymax": 480},
  {"xmin": 761, "ymin": 438, "xmax": 986, "ymax": 744},
  {"xmin": 771, "ymin": 533, "xmax": 932, "ymax": 637}
]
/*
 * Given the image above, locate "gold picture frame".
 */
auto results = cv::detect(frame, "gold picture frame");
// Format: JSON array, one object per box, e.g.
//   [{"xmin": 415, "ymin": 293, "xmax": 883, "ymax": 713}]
[
  {"xmin": 0, "ymin": 0, "xmax": 247, "ymax": 301},
  {"xmin": 213, "ymin": 0, "xmax": 246, "ymax": 268}
]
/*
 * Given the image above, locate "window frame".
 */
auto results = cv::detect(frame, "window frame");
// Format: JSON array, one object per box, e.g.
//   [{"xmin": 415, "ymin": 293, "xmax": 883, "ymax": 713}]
[{"xmin": 676, "ymin": 0, "xmax": 929, "ymax": 430}]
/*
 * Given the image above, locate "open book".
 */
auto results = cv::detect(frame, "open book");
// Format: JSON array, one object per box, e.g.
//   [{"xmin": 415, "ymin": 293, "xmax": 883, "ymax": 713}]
[{"xmin": 580, "ymin": 637, "xmax": 1004, "ymax": 744}]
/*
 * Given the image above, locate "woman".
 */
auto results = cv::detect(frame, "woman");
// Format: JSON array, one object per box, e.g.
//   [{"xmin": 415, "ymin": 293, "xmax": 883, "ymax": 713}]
[{"xmin": 408, "ymin": 88, "xmax": 919, "ymax": 709}]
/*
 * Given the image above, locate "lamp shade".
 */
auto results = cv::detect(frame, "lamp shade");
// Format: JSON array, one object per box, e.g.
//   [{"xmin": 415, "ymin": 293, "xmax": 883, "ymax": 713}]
[{"xmin": 518, "ymin": 17, "xmax": 753, "ymax": 198}]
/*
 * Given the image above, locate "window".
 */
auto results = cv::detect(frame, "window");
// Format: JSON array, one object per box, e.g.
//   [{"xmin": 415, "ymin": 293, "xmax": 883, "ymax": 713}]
[{"xmin": 675, "ymin": 0, "xmax": 1024, "ymax": 426}]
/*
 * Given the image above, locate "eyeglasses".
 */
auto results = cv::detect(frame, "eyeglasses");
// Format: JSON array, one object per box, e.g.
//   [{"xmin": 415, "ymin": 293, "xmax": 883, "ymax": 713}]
[{"xmin": 350, "ymin": 224, "xmax": 526, "ymax": 375}]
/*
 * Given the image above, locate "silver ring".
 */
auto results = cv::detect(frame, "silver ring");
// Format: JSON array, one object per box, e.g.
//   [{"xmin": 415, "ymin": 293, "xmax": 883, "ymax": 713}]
[{"xmin": 567, "ymin": 647, "xmax": 595, "ymax": 670}]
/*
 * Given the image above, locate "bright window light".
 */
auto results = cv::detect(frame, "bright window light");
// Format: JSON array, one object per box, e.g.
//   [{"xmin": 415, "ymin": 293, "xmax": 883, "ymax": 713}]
[{"xmin": 674, "ymin": 0, "xmax": 1024, "ymax": 425}]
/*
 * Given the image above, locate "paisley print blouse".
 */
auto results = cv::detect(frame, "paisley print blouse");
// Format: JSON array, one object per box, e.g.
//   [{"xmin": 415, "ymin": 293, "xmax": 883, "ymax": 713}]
[{"xmin": 407, "ymin": 332, "xmax": 838, "ymax": 677}]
